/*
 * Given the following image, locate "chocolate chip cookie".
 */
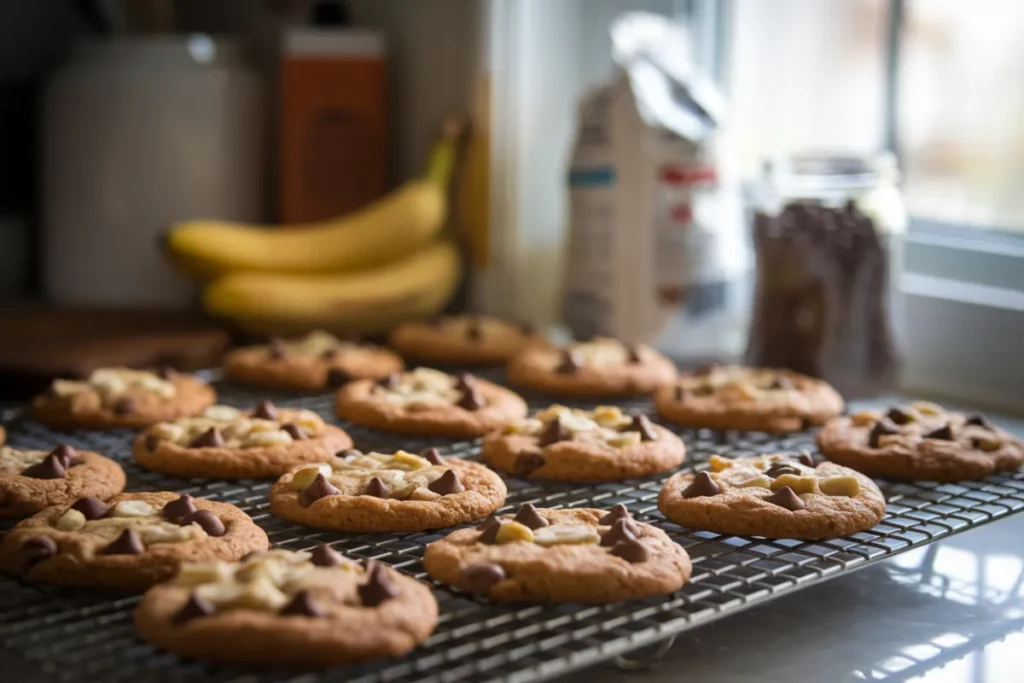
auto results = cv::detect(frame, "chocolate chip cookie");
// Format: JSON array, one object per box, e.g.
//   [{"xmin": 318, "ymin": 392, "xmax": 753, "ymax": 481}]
[
  {"xmin": 483, "ymin": 404, "xmax": 685, "ymax": 481},
  {"xmin": 134, "ymin": 401, "xmax": 353, "ymax": 479},
  {"xmin": 817, "ymin": 402, "xmax": 1024, "ymax": 481},
  {"xmin": 0, "ymin": 491, "xmax": 268, "ymax": 590},
  {"xmin": 654, "ymin": 365, "xmax": 844, "ymax": 432},
  {"xmin": 270, "ymin": 448, "xmax": 506, "ymax": 532},
  {"xmin": 506, "ymin": 337, "xmax": 677, "ymax": 398},
  {"xmin": 388, "ymin": 314, "xmax": 547, "ymax": 365},
  {"xmin": 32, "ymin": 367, "xmax": 216, "ymax": 430},
  {"xmin": 423, "ymin": 505, "xmax": 691, "ymax": 602},
  {"xmin": 0, "ymin": 444, "xmax": 126, "ymax": 519},
  {"xmin": 658, "ymin": 453, "xmax": 887, "ymax": 539},
  {"xmin": 224, "ymin": 330, "xmax": 404, "ymax": 392},
  {"xmin": 135, "ymin": 547, "xmax": 438, "ymax": 666},
  {"xmin": 335, "ymin": 367, "xmax": 528, "ymax": 437}
]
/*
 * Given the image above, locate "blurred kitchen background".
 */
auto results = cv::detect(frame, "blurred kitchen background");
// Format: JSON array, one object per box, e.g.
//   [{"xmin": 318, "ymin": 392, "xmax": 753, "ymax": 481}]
[{"xmin": 0, "ymin": 0, "xmax": 1020, "ymax": 410}]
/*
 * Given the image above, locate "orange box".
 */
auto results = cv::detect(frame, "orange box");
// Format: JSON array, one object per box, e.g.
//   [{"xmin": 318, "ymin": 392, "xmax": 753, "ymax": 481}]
[{"xmin": 279, "ymin": 28, "xmax": 386, "ymax": 223}]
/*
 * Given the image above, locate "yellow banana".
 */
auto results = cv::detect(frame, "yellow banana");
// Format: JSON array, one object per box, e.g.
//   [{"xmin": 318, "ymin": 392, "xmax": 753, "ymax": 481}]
[
  {"xmin": 202, "ymin": 240, "xmax": 461, "ymax": 334},
  {"xmin": 164, "ymin": 124, "xmax": 459, "ymax": 276}
]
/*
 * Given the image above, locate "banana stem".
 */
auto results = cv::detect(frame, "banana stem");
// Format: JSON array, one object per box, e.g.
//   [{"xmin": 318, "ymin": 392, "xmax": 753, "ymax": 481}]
[{"xmin": 424, "ymin": 118, "xmax": 465, "ymax": 189}]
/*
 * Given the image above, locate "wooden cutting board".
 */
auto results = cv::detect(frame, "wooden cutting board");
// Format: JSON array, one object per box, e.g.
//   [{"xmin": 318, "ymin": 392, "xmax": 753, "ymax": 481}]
[{"xmin": 0, "ymin": 307, "xmax": 230, "ymax": 400}]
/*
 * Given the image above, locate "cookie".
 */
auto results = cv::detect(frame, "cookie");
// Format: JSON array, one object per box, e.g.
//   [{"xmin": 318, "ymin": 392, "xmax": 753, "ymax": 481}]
[
  {"xmin": 0, "ymin": 443, "xmax": 126, "ymax": 519},
  {"xmin": 134, "ymin": 401, "xmax": 353, "ymax": 479},
  {"xmin": 658, "ymin": 453, "xmax": 886, "ymax": 539},
  {"xmin": 506, "ymin": 337, "xmax": 677, "ymax": 398},
  {"xmin": 270, "ymin": 448, "xmax": 506, "ymax": 532},
  {"xmin": 483, "ymin": 404, "xmax": 685, "ymax": 481},
  {"xmin": 224, "ymin": 330, "xmax": 404, "ymax": 392},
  {"xmin": 0, "ymin": 491, "xmax": 268, "ymax": 590},
  {"xmin": 135, "ymin": 547, "xmax": 438, "ymax": 666},
  {"xmin": 654, "ymin": 365, "xmax": 844, "ymax": 432},
  {"xmin": 388, "ymin": 314, "xmax": 547, "ymax": 365},
  {"xmin": 335, "ymin": 367, "xmax": 528, "ymax": 437},
  {"xmin": 817, "ymin": 402, "xmax": 1024, "ymax": 481},
  {"xmin": 423, "ymin": 505, "xmax": 691, "ymax": 602},
  {"xmin": 32, "ymin": 367, "xmax": 216, "ymax": 430}
]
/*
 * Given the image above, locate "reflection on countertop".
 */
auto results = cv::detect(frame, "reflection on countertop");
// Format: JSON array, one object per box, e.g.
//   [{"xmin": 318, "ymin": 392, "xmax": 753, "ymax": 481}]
[{"xmin": 568, "ymin": 513, "xmax": 1024, "ymax": 683}]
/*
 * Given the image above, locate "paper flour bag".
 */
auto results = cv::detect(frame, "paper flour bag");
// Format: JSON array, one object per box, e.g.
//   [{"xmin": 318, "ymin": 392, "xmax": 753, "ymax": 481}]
[{"xmin": 563, "ymin": 13, "xmax": 750, "ymax": 361}]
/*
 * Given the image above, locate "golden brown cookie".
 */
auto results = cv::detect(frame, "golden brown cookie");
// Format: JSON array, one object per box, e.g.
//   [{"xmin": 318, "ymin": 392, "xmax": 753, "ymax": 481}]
[
  {"xmin": 654, "ymin": 365, "xmax": 844, "ymax": 432},
  {"xmin": 224, "ymin": 330, "xmax": 404, "ymax": 392},
  {"xmin": 506, "ymin": 337, "xmax": 677, "ymax": 398},
  {"xmin": 388, "ymin": 314, "xmax": 548, "ymax": 365},
  {"xmin": 658, "ymin": 453, "xmax": 887, "ymax": 539},
  {"xmin": 0, "ymin": 443, "xmax": 126, "ymax": 519},
  {"xmin": 32, "ymin": 367, "xmax": 216, "ymax": 431},
  {"xmin": 335, "ymin": 367, "xmax": 528, "ymax": 437},
  {"xmin": 817, "ymin": 402, "xmax": 1024, "ymax": 482},
  {"xmin": 135, "ymin": 547, "xmax": 438, "ymax": 666},
  {"xmin": 483, "ymin": 404, "xmax": 685, "ymax": 481},
  {"xmin": 423, "ymin": 505, "xmax": 691, "ymax": 602},
  {"xmin": 0, "ymin": 491, "xmax": 268, "ymax": 590},
  {"xmin": 270, "ymin": 448, "xmax": 506, "ymax": 532},
  {"xmin": 134, "ymin": 401, "xmax": 353, "ymax": 479}
]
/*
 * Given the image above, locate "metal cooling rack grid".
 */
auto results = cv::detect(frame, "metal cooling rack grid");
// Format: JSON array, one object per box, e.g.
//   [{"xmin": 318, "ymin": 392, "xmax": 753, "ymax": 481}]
[{"xmin": 2, "ymin": 384, "xmax": 1024, "ymax": 683}]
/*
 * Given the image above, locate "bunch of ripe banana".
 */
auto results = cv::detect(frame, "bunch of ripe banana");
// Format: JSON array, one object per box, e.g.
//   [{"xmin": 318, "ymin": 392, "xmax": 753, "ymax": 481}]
[{"xmin": 162, "ymin": 123, "xmax": 464, "ymax": 335}]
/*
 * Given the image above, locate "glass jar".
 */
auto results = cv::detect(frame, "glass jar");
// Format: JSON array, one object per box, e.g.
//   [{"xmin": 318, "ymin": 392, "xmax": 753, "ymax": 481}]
[{"xmin": 745, "ymin": 153, "xmax": 906, "ymax": 398}]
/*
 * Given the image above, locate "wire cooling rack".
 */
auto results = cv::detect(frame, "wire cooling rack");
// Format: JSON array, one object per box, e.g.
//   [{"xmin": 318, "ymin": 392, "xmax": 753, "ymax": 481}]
[{"xmin": 2, "ymin": 377, "xmax": 1024, "ymax": 683}]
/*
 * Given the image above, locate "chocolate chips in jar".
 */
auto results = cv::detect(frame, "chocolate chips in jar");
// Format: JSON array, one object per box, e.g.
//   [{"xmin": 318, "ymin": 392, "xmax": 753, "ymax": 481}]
[{"xmin": 746, "ymin": 200, "xmax": 901, "ymax": 398}]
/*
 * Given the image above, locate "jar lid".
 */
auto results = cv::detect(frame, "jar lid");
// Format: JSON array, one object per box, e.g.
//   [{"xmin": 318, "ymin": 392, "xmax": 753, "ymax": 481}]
[{"xmin": 765, "ymin": 152, "xmax": 899, "ymax": 191}]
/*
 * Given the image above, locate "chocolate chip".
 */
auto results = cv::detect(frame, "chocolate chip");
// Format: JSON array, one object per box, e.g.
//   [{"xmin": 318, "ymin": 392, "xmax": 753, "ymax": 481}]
[
  {"xmin": 268, "ymin": 337, "xmax": 287, "ymax": 359},
  {"xmin": 301, "ymin": 474, "xmax": 341, "ymax": 506},
  {"xmin": 377, "ymin": 373, "xmax": 400, "ymax": 389},
  {"xmin": 886, "ymin": 407, "xmax": 913, "ymax": 426},
  {"xmin": 478, "ymin": 521, "xmax": 502, "ymax": 544},
  {"xmin": 924, "ymin": 423, "xmax": 955, "ymax": 441},
  {"xmin": 600, "ymin": 519, "xmax": 637, "ymax": 547},
  {"xmin": 456, "ymin": 387, "xmax": 486, "ymax": 411},
  {"xmin": 460, "ymin": 562, "xmax": 506, "ymax": 593},
  {"xmin": 609, "ymin": 538, "xmax": 649, "ymax": 563},
  {"xmin": 325, "ymin": 368, "xmax": 351, "ymax": 388},
  {"xmin": 556, "ymin": 349, "xmax": 583, "ymax": 374},
  {"xmin": 476, "ymin": 517, "xmax": 500, "ymax": 532},
  {"xmin": 674, "ymin": 385, "xmax": 686, "ymax": 401},
  {"xmin": 622, "ymin": 412, "xmax": 658, "ymax": 442},
  {"xmin": 764, "ymin": 486, "xmax": 806, "ymax": 511},
  {"xmin": 466, "ymin": 319, "xmax": 483, "ymax": 341},
  {"xmin": 21, "ymin": 453, "xmax": 66, "ymax": 480},
  {"xmin": 145, "ymin": 433, "xmax": 161, "ymax": 451},
  {"xmin": 112, "ymin": 398, "xmax": 136, "ymax": 415},
  {"xmin": 21, "ymin": 536, "xmax": 57, "ymax": 567},
  {"xmin": 310, "ymin": 544, "xmax": 343, "ymax": 567},
  {"xmin": 768, "ymin": 376, "xmax": 795, "ymax": 390},
  {"xmin": 598, "ymin": 504, "xmax": 632, "ymax": 525},
  {"xmin": 188, "ymin": 427, "xmax": 224, "ymax": 449},
  {"xmin": 320, "ymin": 347, "xmax": 339, "ymax": 361},
  {"xmin": 793, "ymin": 451, "xmax": 815, "ymax": 467},
  {"xmin": 50, "ymin": 445, "xmax": 80, "ymax": 468},
  {"xmin": 364, "ymin": 476, "xmax": 390, "ymax": 499},
  {"xmin": 252, "ymin": 400, "xmax": 279, "ymax": 421},
  {"xmin": 173, "ymin": 594, "xmax": 215, "ymax": 624},
  {"xmin": 358, "ymin": 563, "xmax": 400, "ymax": 607},
  {"xmin": 280, "ymin": 590, "xmax": 327, "ymax": 617},
  {"xmin": 162, "ymin": 494, "xmax": 198, "ymax": 523},
  {"xmin": 868, "ymin": 419, "xmax": 900, "ymax": 448},
  {"xmin": 102, "ymin": 529, "xmax": 144, "ymax": 555},
  {"xmin": 72, "ymin": 497, "xmax": 110, "ymax": 520},
  {"xmin": 625, "ymin": 343, "xmax": 643, "ymax": 363},
  {"xmin": 537, "ymin": 417, "xmax": 571, "ymax": 446},
  {"xmin": 421, "ymin": 447, "xmax": 443, "ymax": 465},
  {"xmin": 512, "ymin": 451, "xmax": 545, "ymax": 477},
  {"xmin": 520, "ymin": 321, "xmax": 536, "ymax": 336},
  {"xmin": 156, "ymin": 366, "xmax": 176, "ymax": 380},
  {"xmin": 965, "ymin": 414, "xmax": 994, "ymax": 430},
  {"xmin": 765, "ymin": 462, "xmax": 802, "ymax": 479},
  {"xmin": 681, "ymin": 471, "xmax": 720, "ymax": 498},
  {"xmin": 282, "ymin": 423, "xmax": 307, "ymax": 441},
  {"xmin": 183, "ymin": 510, "xmax": 226, "ymax": 537},
  {"xmin": 512, "ymin": 503, "xmax": 549, "ymax": 530},
  {"xmin": 428, "ymin": 470, "xmax": 466, "ymax": 495}
]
